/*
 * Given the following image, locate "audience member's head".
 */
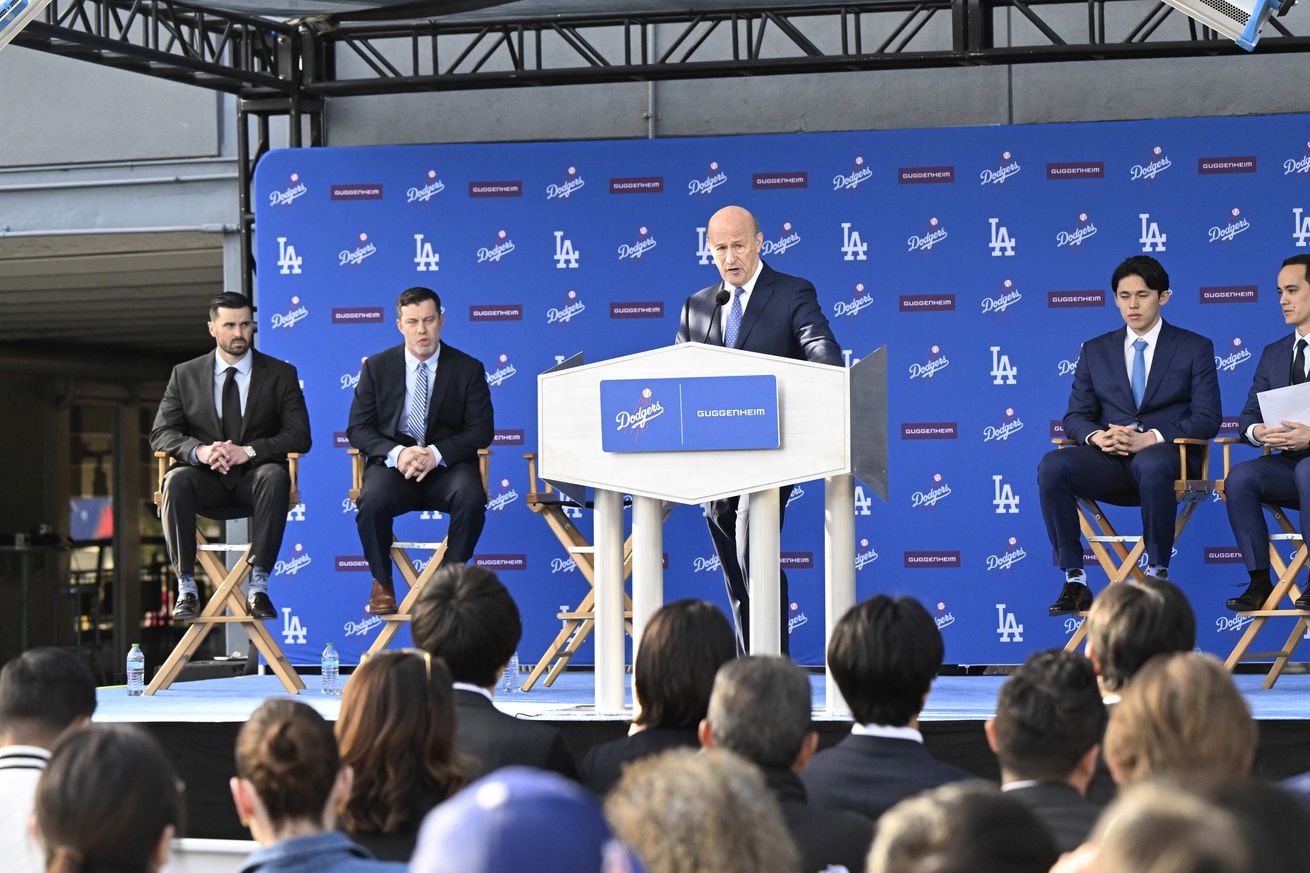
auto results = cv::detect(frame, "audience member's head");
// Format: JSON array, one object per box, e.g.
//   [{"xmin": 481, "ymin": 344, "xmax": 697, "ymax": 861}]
[
  {"xmin": 1188, "ymin": 776, "xmax": 1310, "ymax": 873},
  {"xmin": 633, "ymin": 599, "xmax": 735, "ymax": 730},
  {"xmin": 0, "ymin": 648, "xmax": 96, "ymax": 748},
  {"xmin": 866, "ymin": 781, "xmax": 1059, "ymax": 873},
  {"xmin": 336, "ymin": 649, "xmax": 467, "ymax": 837},
  {"xmin": 701, "ymin": 655, "xmax": 814, "ymax": 771},
  {"xmin": 606, "ymin": 747, "xmax": 800, "ymax": 873},
  {"xmin": 411, "ymin": 564, "xmax": 521, "ymax": 689},
  {"xmin": 231, "ymin": 698, "xmax": 348, "ymax": 844},
  {"xmin": 828, "ymin": 595, "xmax": 942, "ymax": 727},
  {"xmin": 1103, "ymin": 652, "xmax": 1255, "ymax": 787},
  {"xmin": 1085, "ymin": 576, "xmax": 1195, "ymax": 694},
  {"xmin": 987, "ymin": 649, "xmax": 1105, "ymax": 792},
  {"xmin": 35, "ymin": 724, "xmax": 181, "ymax": 873},
  {"xmin": 411, "ymin": 767, "xmax": 641, "ymax": 873}
]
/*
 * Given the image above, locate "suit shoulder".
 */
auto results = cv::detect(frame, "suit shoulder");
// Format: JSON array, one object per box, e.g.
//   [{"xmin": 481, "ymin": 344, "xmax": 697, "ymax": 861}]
[
  {"xmin": 759, "ymin": 262, "xmax": 812, "ymax": 291},
  {"xmin": 252, "ymin": 349, "xmax": 299, "ymax": 375}
]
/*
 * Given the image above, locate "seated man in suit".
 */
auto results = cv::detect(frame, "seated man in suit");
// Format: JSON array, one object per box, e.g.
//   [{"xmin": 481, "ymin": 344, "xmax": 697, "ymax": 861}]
[
  {"xmin": 1039, "ymin": 255, "xmax": 1220, "ymax": 615},
  {"xmin": 150, "ymin": 292, "xmax": 311, "ymax": 621},
  {"xmin": 802, "ymin": 595, "xmax": 971, "ymax": 820},
  {"xmin": 986, "ymin": 650, "xmax": 1105, "ymax": 853},
  {"xmin": 701, "ymin": 656, "xmax": 874, "ymax": 873},
  {"xmin": 1225, "ymin": 255, "xmax": 1310, "ymax": 612},
  {"xmin": 674, "ymin": 204, "xmax": 842, "ymax": 654},
  {"xmin": 410, "ymin": 564, "xmax": 577, "ymax": 780},
  {"xmin": 347, "ymin": 286, "xmax": 494, "ymax": 614}
]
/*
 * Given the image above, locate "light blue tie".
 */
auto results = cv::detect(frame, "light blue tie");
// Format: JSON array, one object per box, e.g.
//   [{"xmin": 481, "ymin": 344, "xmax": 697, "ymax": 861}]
[
  {"xmin": 1131, "ymin": 339, "xmax": 1148, "ymax": 408},
  {"xmin": 723, "ymin": 287, "xmax": 744, "ymax": 349},
  {"xmin": 407, "ymin": 362, "xmax": 429, "ymax": 443}
]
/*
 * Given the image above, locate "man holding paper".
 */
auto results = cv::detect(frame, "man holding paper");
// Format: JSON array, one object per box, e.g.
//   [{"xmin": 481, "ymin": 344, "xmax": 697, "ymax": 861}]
[
  {"xmin": 1039, "ymin": 255, "xmax": 1221, "ymax": 616},
  {"xmin": 1224, "ymin": 255, "xmax": 1310, "ymax": 612}
]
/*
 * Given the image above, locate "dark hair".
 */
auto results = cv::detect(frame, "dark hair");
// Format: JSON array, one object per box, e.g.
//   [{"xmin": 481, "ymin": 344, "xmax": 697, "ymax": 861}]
[
  {"xmin": 235, "ymin": 699, "xmax": 339, "ymax": 826},
  {"xmin": 1111, "ymin": 255, "xmax": 1170, "ymax": 294},
  {"xmin": 411, "ymin": 564, "xmax": 521, "ymax": 688},
  {"xmin": 208, "ymin": 291, "xmax": 253, "ymax": 320},
  {"xmin": 336, "ymin": 651, "xmax": 468, "ymax": 835},
  {"xmin": 1087, "ymin": 576, "xmax": 1195, "ymax": 693},
  {"xmin": 1281, "ymin": 254, "xmax": 1310, "ymax": 279},
  {"xmin": 0, "ymin": 648, "xmax": 96, "ymax": 741},
  {"xmin": 633, "ymin": 600, "xmax": 735, "ymax": 730},
  {"xmin": 36, "ymin": 724, "xmax": 182, "ymax": 873},
  {"xmin": 827, "ymin": 595, "xmax": 942, "ymax": 726},
  {"xmin": 397, "ymin": 286, "xmax": 442, "ymax": 318},
  {"xmin": 992, "ymin": 649, "xmax": 1105, "ymax": 782},
  {"xmin": 1185, "ymin": 775, "xmax": 1310, "ymax": 873},
  {"xmin": 707, "ymin": 656, "xmax": 811, "ymax": 769}
]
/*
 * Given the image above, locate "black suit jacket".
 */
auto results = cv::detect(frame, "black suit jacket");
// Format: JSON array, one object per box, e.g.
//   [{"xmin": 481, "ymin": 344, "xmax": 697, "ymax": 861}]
[
  {"xmin": 801, "ymin": 734, "xmax": 974, "ymax": 821},
  {"xmin": 347, "ymin": 343, "xmax": 493, "ymax": 467},
  {"xmin": 453, "ymin": 689, "xmax": 578, "ymax": 781},
  {"xmin": 1004, "ymin": 782, "xmax": 1101, "ymax": 854},
  {"xmin": 675, "ymin": 261, "xmax": 842, "ymax": 365},
  {"xmin": 1238, "ymin": 334, "xmax": 1310, "ymax": 457},
  {"xmin": 765, "ymin": 766, "xmax": 873, "ymax": 873},
  {"xmin": 149, "ymin": 349, "xmax": 311, "ymax": 464},
  {"xmin": 580, "ymin": 726, "xmax": 699, "ymax": 795}
]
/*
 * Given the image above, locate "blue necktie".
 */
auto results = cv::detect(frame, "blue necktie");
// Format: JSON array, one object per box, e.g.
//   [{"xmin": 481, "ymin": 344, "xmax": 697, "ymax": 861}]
[
  {"xmin": 1131, "ymin": 339, "xmax": 1148, "ymax": 408},
  {"xmin": 407, "ymin": 362, "xmax": 429, "ymax": 443},
  {"xmin": 723, "ymin": 287, "xmax": 744, "ymax": 349}
]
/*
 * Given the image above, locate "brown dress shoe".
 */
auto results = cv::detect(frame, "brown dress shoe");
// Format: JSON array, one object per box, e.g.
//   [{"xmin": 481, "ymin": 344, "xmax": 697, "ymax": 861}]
[{"xmin": 366, "ymin": 579, "xmax": 397, "ymax": 614}]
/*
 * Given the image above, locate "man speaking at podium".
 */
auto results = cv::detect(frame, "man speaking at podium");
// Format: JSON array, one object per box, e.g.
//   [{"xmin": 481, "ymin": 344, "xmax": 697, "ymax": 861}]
[{"xmin": 675, "ymin": 205, "xmax": 841, "ymax": 655}]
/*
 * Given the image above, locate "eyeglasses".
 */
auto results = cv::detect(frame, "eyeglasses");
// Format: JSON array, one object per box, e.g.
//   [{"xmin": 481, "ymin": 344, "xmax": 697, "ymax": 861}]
[{"xmin": 359, "ymin": 647, "xmax": 432, "ymax": 681}]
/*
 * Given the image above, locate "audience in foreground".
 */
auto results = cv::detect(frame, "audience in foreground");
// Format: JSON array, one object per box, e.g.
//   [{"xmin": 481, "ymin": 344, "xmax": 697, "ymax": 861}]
[
  {"xmin": 335, "ymin": 649, "xmax": 468, "ymax": 861},
  {"xmin": 866, "ymin": 781, "xmax": 1058, "ymax": 873},
  {"xmin": 701, "ymin": 656, "xmax": 874, "ymax": 873},
  {"xmin": 1084, "ymin": 576, "xmax": 1196, "ymax": 704},
  {"xmin": 0, "ymin": 648, "xmax": 97, "ymax": 873},
  {"xmin": 606, "ymin": 747, "xmax": 801, "ymax": 873},
  {"xmin": 802, "ymin": 595, "xmax": 971, "ymax": 820},
  {"xmin": 1103, "ymin": 651, "xmax": 1256, "ymax": 787},
  {"xmin": 582, "ymin": 599, "xmax": 735, "ymax": 795},
  {"xmin": 410, "ymin": 767, "xmax": 642, "ymax": 873},
  {"xmin": 230, "ymin": 698, "xmax": 403, "ymax": 872},
  {"xmin": 411, "ymin": 564, "xmax": 577, "ymax": 780},
  {"xmin": 986, "ymin": 649, "xmax": 1105, "ymax": 852},
  {"xmin": 35, "ymin": 724, "xmax": 180, "ymax": 873}
]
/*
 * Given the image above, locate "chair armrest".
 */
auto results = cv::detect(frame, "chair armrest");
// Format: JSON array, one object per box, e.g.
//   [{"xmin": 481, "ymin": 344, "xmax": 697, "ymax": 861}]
[
  {"xmin": 286, "ymin": 453, "xmax": 302, "ymax": 504},
  {"xmin": 346, "ymin": 448, "xmax": 364, "ymax": 503},
  {"xmin": 1051, "ymin": 439, "xmax": 1074, "ymax": 446},
  {"xmin": 478, "ymin": 448, "xmax": 492, "ymax": 498},
  {"xmin": 1171, "ymin": 438, "xmax": 1211, "ymax": 481}
]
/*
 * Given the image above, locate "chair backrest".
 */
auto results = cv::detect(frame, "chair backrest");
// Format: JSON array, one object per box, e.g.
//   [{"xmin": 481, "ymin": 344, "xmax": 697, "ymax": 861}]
[{"xmin": 161, "ymin": 838, "xmax": 260, "ymax": 873}]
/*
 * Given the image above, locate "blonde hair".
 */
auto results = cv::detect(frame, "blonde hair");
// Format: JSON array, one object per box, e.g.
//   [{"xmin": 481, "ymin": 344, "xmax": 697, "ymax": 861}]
[
  {"xmin": 604, "ymin": 748, "xmax": 799, "ymax": 873},
  {"xmin": 1104, "ymin": 652, "xmax": 1256, "ymax": 786},
  {"xmin": 1092, "ymin": 781, "xmax": 1253, "ymax": 873}
]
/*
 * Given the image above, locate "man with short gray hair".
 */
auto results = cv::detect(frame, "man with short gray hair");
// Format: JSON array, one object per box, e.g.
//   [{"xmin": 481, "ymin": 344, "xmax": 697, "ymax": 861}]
[{"xmin": 700, "ymin": 656, "xmax": 873, "ymax": 873}]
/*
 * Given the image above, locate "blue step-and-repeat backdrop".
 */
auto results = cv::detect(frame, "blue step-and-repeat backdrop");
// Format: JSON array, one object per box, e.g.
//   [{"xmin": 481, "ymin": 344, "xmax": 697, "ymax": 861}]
[{"xmin": 253, "ymin": 113, "xmax": 1310, "ymax": 667}]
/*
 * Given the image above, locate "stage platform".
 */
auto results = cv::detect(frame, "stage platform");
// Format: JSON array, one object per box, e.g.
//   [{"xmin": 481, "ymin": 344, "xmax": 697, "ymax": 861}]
[{"xmin": 97, "ymin": 671, "xmax": 1310, "ymax": 840}]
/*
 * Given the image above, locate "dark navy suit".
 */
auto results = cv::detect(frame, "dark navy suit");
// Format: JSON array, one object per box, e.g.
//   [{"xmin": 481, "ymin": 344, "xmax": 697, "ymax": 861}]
[
  {"xmin": 675, "ymin": 261, "xmax": 841, "ymax": 653},
  {"xmin": 1037, "ymin": 321, "xmax": 1220, "ymax": 570},
  {"xmin": 801, "ymin": 734, "xmax": 974, "ymax": 821},
  {"xmin": 1224, "ymin": 334, "xmax": 1310, "ymax": 571}
]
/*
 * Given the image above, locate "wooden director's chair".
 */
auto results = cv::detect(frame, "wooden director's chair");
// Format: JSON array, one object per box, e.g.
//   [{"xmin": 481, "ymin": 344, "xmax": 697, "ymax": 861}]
[
  {"xmin": 1052, "ymin": 438, "xmax": 1214, "ymax": 652},
  {"xmin": 520, "ymin": 452, "xmax": 660, "ymax": 691},
  {"xmin": 348, "ymin": 447, "xmax": 491, "ymax": 656},
  {"xmin": 148, "ymin": 451, "xmax": 305, "ymax": 696},
  {"xmin": 1215, "ymin": 438, "xmax": 1310, "ymax": 688}
]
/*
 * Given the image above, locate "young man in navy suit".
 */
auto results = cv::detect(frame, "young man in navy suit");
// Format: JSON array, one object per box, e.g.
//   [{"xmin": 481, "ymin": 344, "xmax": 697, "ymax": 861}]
[
  {"xmin": 1225, "ymin": 255, "xmax": 1310, "ymax": 612},
  {"xmin": 674, "ymin": 205, "xmax": 842, "ymax": 654},
  {"xmin": 1038, "ymin": 256, "xmax": 1221, "ymax": 615},
  {"xmin": 347, "ymin": 287, "xmax": 494, "ymax": 615}
]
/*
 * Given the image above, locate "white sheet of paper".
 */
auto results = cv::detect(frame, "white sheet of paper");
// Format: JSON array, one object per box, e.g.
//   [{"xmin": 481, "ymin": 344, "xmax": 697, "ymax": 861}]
[{"xmin": 1257, "ymin": 382, "xmax": 1310, "ymax": 428}]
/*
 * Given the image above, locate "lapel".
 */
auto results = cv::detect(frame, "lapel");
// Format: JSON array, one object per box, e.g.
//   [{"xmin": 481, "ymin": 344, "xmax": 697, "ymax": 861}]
[
  {"xmin": 1103, "ymin": 330, "xmax": 1135, "ymax": 411},
  {"xmin": 427, "ymin": 344, "xmax": 455, "ymax": 431},
  {"xmin": 198, "ymin": 351, "xmax": 224, "ymax": 437},
  {"xmin": 240, "ymin": 351, "xmax": 267, "ymax": 441},
  {"xmin": 386, "ymin": 347, "xmax": 409, "ymax": 437},
  {"xmin": 1138, "ymin": 321, "xmax": 1178, "ymax": 409},
  {"xmin": 1274, "ymin": 334, "xmax": 1297, "ymax": 389},
  {"xmin": 733, "ymin": 262, "xmax": 775, "ymax": 349}
]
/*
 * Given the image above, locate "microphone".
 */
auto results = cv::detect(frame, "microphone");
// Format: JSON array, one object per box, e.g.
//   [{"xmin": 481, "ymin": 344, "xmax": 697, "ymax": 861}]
[{"xmin": 702, "ymin": 288, "xmax": 732, "ymax": 344}]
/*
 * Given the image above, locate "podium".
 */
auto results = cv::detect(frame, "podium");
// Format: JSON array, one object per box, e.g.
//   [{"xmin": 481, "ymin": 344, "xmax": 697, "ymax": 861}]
[{"xmin": 538, "ymin": 343, "xmax": 886, "ymax": 712}]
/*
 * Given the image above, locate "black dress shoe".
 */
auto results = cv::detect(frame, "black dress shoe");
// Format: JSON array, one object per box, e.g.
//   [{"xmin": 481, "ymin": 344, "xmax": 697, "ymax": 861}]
[
  {"xmin": 172, "ymin": 591, "xmax": 199, "ymax": 622},
  {"xmin": 1295, "ymin": 591, "xmax": 1310, "ymax": 612},
  {"xmin": 1048, "ymin": 580, "xmax": 1093, "ymax": 616},
  {"xmin": 248, "ymin": 590, "xmax": 277, "ymax": 620},
  {"xmin": 1226, "ymin": 579, "xmax": 1273, "ymax": 612}
]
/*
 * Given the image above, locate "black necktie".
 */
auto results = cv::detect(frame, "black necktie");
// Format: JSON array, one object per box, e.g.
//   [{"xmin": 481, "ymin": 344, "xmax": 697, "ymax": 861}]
[
  {"xmin": 1294, "ymin": 339, "xmax": 1307, "ymax": 386},
  {"xmin": 222, "ymin": 366, "xmax": 243, "ymax": 441}
]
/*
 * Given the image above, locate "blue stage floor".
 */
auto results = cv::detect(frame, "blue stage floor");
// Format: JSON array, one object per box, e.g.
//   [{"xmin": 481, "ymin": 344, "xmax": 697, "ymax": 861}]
[{"xmin": 94, "ymin": 671, "xmax": 1310, "ymax": 724}]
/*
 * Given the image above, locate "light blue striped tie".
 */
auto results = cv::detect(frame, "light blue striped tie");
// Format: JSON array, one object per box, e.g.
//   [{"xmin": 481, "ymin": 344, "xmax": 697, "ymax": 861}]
[
  {"xmin": 1131, "ymin": 339, "xmax": 1147, "ymax": 408},
  {"xmin": 407, "ymin": 361, "xmax": 429, "ymax": 443}
]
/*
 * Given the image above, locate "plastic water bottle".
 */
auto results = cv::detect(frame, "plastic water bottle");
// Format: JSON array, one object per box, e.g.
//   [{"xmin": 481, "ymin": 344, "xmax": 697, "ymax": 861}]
[
  {"xmin": 321, "ymin": 643, "xmax": 340, "ymax": 696},
  {"xmin": 499, "ymin": 651, "xmax": 521, "ymax": 695},
  {"xmin": 126, "ymin": 644, "xmax": 145, "ymax": 697}
]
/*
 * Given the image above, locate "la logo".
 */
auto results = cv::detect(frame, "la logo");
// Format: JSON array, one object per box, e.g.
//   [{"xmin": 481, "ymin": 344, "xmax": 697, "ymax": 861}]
[
  {"xmin": 553, "ymin": 231, "xmax": 580, "ymax": 269},
  {"xmin": 1139, "ymin": 213, "xmax": 1167, "ymax": 252},
  {"xmin": 988, "ymin": 218, "xmax": 1016, "ymax": 257},
  {"xmin": 413, "ymin": 234, "xmax": 440, "ymax": 271},
  {"xmin": 277, "ymin": 237, "xmax": 303, "ymax": 275},
  {"xmin": 841, "ymin": 222, "xmax": 869, "ymax": 261}
]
